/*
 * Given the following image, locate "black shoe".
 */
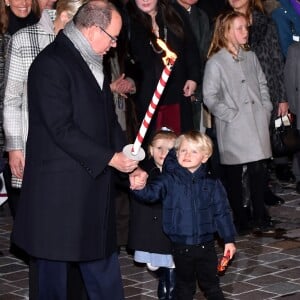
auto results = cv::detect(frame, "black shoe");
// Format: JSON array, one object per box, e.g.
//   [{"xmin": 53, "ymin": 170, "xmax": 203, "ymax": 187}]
[
  {"xmin": 157, "ymin": 268, "xmax": 167, "ymax": 300},
  {"xmin": 275, "ymin": 165, "xmax": 296, "ymax": 182},
  {"xmin": 264, "ymin": 189, "xmax": 285, "ymax": 206},
  {"xmin": 236, "ymin": 226, "xmax": 251, "ymax": 236},
  {"xmin": 252, "ymin": 226, "xmax": 275, "ymax": 235},
  {"xmin": 165, "ymin": 268, "xmax": 176, "ymax": 300},
  {"xmin": 252, "ymin": 221, "xmax": 276, "ymax": 236}
]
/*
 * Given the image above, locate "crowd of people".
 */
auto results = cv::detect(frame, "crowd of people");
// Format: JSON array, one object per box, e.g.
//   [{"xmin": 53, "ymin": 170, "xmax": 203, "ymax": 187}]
[{"xmin": 0, "ymin": 0, "xmax": 299, "ymax": 299}]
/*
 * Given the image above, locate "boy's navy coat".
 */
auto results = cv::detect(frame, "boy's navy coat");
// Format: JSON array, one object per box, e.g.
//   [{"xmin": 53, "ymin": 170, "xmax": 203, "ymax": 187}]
[
  {"xmin": 11, "ymin": 31, "xmax": 125, "ymax": 261},
  {"xmin": 133, "ymin": 149, "xmax": 236, "ymax": 245}
]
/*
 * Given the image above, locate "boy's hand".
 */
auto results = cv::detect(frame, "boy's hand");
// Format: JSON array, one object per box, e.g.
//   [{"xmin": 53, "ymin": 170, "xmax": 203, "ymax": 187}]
[
  {"xmin": 224, "ymin": 243, "xmax": 236, "ymax": 259},
  {"xmin": 129, "ymin": 167, "xmax": 148, "ymax": 190}
]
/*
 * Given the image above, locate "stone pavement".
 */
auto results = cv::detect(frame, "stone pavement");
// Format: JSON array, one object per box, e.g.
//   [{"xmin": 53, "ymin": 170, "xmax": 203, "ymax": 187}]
[{"xmin": 0, "ymin": 180, "xmax": 300, "ymax": 299}]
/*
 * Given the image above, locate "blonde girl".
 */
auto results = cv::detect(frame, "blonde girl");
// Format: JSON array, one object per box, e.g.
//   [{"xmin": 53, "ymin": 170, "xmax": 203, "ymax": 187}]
[
  {"xmin": 203, "ymin": 11, "xmax": 274, "ymax": 235},
  {"xmin": 129, "ymin": 129, "xmax": 177, "ymax": 300}
]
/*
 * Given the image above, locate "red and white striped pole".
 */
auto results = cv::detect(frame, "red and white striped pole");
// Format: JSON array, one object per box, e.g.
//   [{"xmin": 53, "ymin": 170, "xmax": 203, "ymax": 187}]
[{"xmin": 123, "ymin": 39, "xmax": 177, "ymax": 160}]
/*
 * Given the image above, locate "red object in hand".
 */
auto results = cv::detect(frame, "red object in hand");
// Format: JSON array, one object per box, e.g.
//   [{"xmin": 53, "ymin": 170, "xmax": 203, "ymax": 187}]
[{"xmin": 217, "ymin": 250, "xmax": 230, "ymax": 273}]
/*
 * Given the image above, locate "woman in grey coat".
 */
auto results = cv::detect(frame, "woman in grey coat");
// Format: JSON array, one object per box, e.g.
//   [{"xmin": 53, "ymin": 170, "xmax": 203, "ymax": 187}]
[{"xmin": 203, "ymin": 11, "xmax": 273, "ymax": 235}]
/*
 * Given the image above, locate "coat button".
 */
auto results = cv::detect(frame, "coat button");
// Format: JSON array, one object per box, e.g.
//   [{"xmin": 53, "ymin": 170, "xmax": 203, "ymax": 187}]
[
  {"xmin": 241, "ymin": 79, "xmax": 245, "ymax": 83},
  {"xmin": 153, "ymin": 216, "xmax": 158, "ymax": 220}
]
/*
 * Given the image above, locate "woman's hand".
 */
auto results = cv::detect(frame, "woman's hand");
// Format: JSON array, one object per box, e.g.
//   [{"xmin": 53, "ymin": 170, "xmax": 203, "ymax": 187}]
[
  {"xmin": 277, "ymin": 102, "xmax": 289, "ymax": 116},
  {"xmin": 183, "ymin": 80, "xmax": 197, "ymax": 97},
  {"xmin": 9, "ymin": 150, "xmax": 25, "ymax": 179},
  {"xmin": 110, "ymin": 74, "xmax": 136, "ymax": 98}
]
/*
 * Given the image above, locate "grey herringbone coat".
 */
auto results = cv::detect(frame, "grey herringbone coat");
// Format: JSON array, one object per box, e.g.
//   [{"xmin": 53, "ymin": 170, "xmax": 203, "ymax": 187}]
[{"xmin": 203, "ymin": 48, "xmax": 273, "ymax": 165}]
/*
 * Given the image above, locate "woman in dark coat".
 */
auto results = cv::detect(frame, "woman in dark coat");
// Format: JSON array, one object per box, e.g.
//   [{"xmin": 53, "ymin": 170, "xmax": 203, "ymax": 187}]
[{"xmin": 126, "ymin": 0, "xmax": 200, "ymax": 146}]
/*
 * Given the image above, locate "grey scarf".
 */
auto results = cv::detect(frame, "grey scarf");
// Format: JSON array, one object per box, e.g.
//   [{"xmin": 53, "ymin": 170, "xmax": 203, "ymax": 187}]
[{"xmin": 63, "ymin": 21, "xmax": 104, "ymax": 88}]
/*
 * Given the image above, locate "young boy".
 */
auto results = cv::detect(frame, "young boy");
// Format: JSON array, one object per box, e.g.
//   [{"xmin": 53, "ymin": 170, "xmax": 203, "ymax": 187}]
[{"xmin": 132, "ymin": 130, "xmax": 236, "ymax": 300}]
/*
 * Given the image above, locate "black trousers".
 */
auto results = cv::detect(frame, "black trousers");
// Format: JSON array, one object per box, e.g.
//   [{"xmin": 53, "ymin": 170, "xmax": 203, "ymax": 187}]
[
  {"xmin": 223, "ymin": 160, "xmax": 268, "ymax": 229},
  {"xmin": 172, "ymin": 241, "xmax": 224, "ymax": 300}
]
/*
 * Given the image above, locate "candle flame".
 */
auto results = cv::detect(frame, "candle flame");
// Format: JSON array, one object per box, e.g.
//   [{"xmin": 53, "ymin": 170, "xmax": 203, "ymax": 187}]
[{"xmin": 156, "ymin": 38, "xmax": 177, "ymax": 65}]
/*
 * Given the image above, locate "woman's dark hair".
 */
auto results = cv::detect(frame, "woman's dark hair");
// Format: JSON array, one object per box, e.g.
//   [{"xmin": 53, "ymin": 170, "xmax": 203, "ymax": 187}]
[
  {"xmin": 126, "ymin": 0, "xmax": 184, "ymax": 41},
  {"xmin": 225, "ymin": 0, "xmax": 264, "ymax": 19}
]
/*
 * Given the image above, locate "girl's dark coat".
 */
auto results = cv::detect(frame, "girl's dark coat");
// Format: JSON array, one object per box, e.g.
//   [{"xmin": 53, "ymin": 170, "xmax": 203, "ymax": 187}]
[{"xmin": 129, "ymin": 158, "xmax": 172, "ymax": 254}]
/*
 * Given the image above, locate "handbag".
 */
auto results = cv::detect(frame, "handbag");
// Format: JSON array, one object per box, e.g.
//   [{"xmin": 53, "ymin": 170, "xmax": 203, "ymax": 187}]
[{"xmin": 271, "ymin": 113, "xmax": 300, "ymax": 157}]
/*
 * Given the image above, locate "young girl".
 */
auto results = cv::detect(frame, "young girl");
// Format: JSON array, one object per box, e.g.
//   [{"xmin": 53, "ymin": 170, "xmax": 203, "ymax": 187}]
[
  {"xmin": 128, "ymin": 129, "xmax": 177, "ymax": 300},
  {"xmin": 203, "ymin": 11, "xmax": 274, "ymax": 234}
]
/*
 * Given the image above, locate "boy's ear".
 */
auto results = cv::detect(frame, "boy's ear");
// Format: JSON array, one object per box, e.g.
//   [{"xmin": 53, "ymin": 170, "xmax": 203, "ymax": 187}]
[{"xmin": 201, "ymin": 154, "xmax": 209, "ymax": 164}]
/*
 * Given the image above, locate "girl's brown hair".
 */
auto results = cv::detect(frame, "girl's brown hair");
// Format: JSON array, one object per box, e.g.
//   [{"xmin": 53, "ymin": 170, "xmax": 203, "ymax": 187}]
[{"xmin": 207, "ymin": 11, "xmax": 249, "ymax": 58}]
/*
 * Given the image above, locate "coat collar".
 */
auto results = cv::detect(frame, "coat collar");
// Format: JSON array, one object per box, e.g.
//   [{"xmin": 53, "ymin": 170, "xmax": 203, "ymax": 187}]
[{"xmin": 163, "ymin": 148, "xmax": 207, "ymax": 181}]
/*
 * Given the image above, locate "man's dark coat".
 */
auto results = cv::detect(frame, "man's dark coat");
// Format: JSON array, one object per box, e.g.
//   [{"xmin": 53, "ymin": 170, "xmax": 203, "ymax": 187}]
[{"xmin": 12, "ymin": 31, "xmax": 125, "ymax": 261}]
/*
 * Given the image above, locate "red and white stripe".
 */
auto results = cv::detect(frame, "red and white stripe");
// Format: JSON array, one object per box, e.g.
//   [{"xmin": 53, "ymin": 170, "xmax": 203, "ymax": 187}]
[{"xmin": 131, "ymin": 60, "xmax": 175, "ymax": 155}]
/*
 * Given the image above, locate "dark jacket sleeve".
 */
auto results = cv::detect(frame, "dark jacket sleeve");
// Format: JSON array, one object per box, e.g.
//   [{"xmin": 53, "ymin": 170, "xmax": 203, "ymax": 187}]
[
  {"xmin": 132, "ymin": 174, "xmax": 167, "ymax": 203},
  {"xmin": 212, "ymin": 179, "xmax": 236, "ymax": 243}
]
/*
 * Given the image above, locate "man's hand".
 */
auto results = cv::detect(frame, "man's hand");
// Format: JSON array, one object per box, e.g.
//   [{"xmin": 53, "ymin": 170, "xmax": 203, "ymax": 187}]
[
  {"xmin": 9, "ymin": 150, "xmax": 25, "ymax": 179},
  {"xmin": 129, "ymin": 167, "xmax": 148, "ymax": 190},
  {"xmin": 108, "ymin": 152, "xmax": 139, "ymax": 173}
]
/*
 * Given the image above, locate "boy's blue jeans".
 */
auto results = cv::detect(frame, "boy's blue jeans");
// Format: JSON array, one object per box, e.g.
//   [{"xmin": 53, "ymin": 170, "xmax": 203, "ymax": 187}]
[{"xmin": 172, "ymin": 241, "xmax": 224, "ymax": 300}]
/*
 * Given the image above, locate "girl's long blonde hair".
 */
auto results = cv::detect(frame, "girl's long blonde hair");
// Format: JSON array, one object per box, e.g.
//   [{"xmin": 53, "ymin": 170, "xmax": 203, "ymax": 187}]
[{"xmin": 207, "ymin": 11, "xmax": 249, "ymax": 59}]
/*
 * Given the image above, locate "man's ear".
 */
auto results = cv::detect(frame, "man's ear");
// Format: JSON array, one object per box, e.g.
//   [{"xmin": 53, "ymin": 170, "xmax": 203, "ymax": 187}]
[{"xmin": 83, "ymin": 26, "xmax": 96, "ymax": 43}]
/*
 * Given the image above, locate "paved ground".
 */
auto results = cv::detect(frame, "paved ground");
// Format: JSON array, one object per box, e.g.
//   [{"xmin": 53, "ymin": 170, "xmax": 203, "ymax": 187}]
[{"xmin": 0, "ymin": 179, "xmax": 300, "ymax": 299}]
